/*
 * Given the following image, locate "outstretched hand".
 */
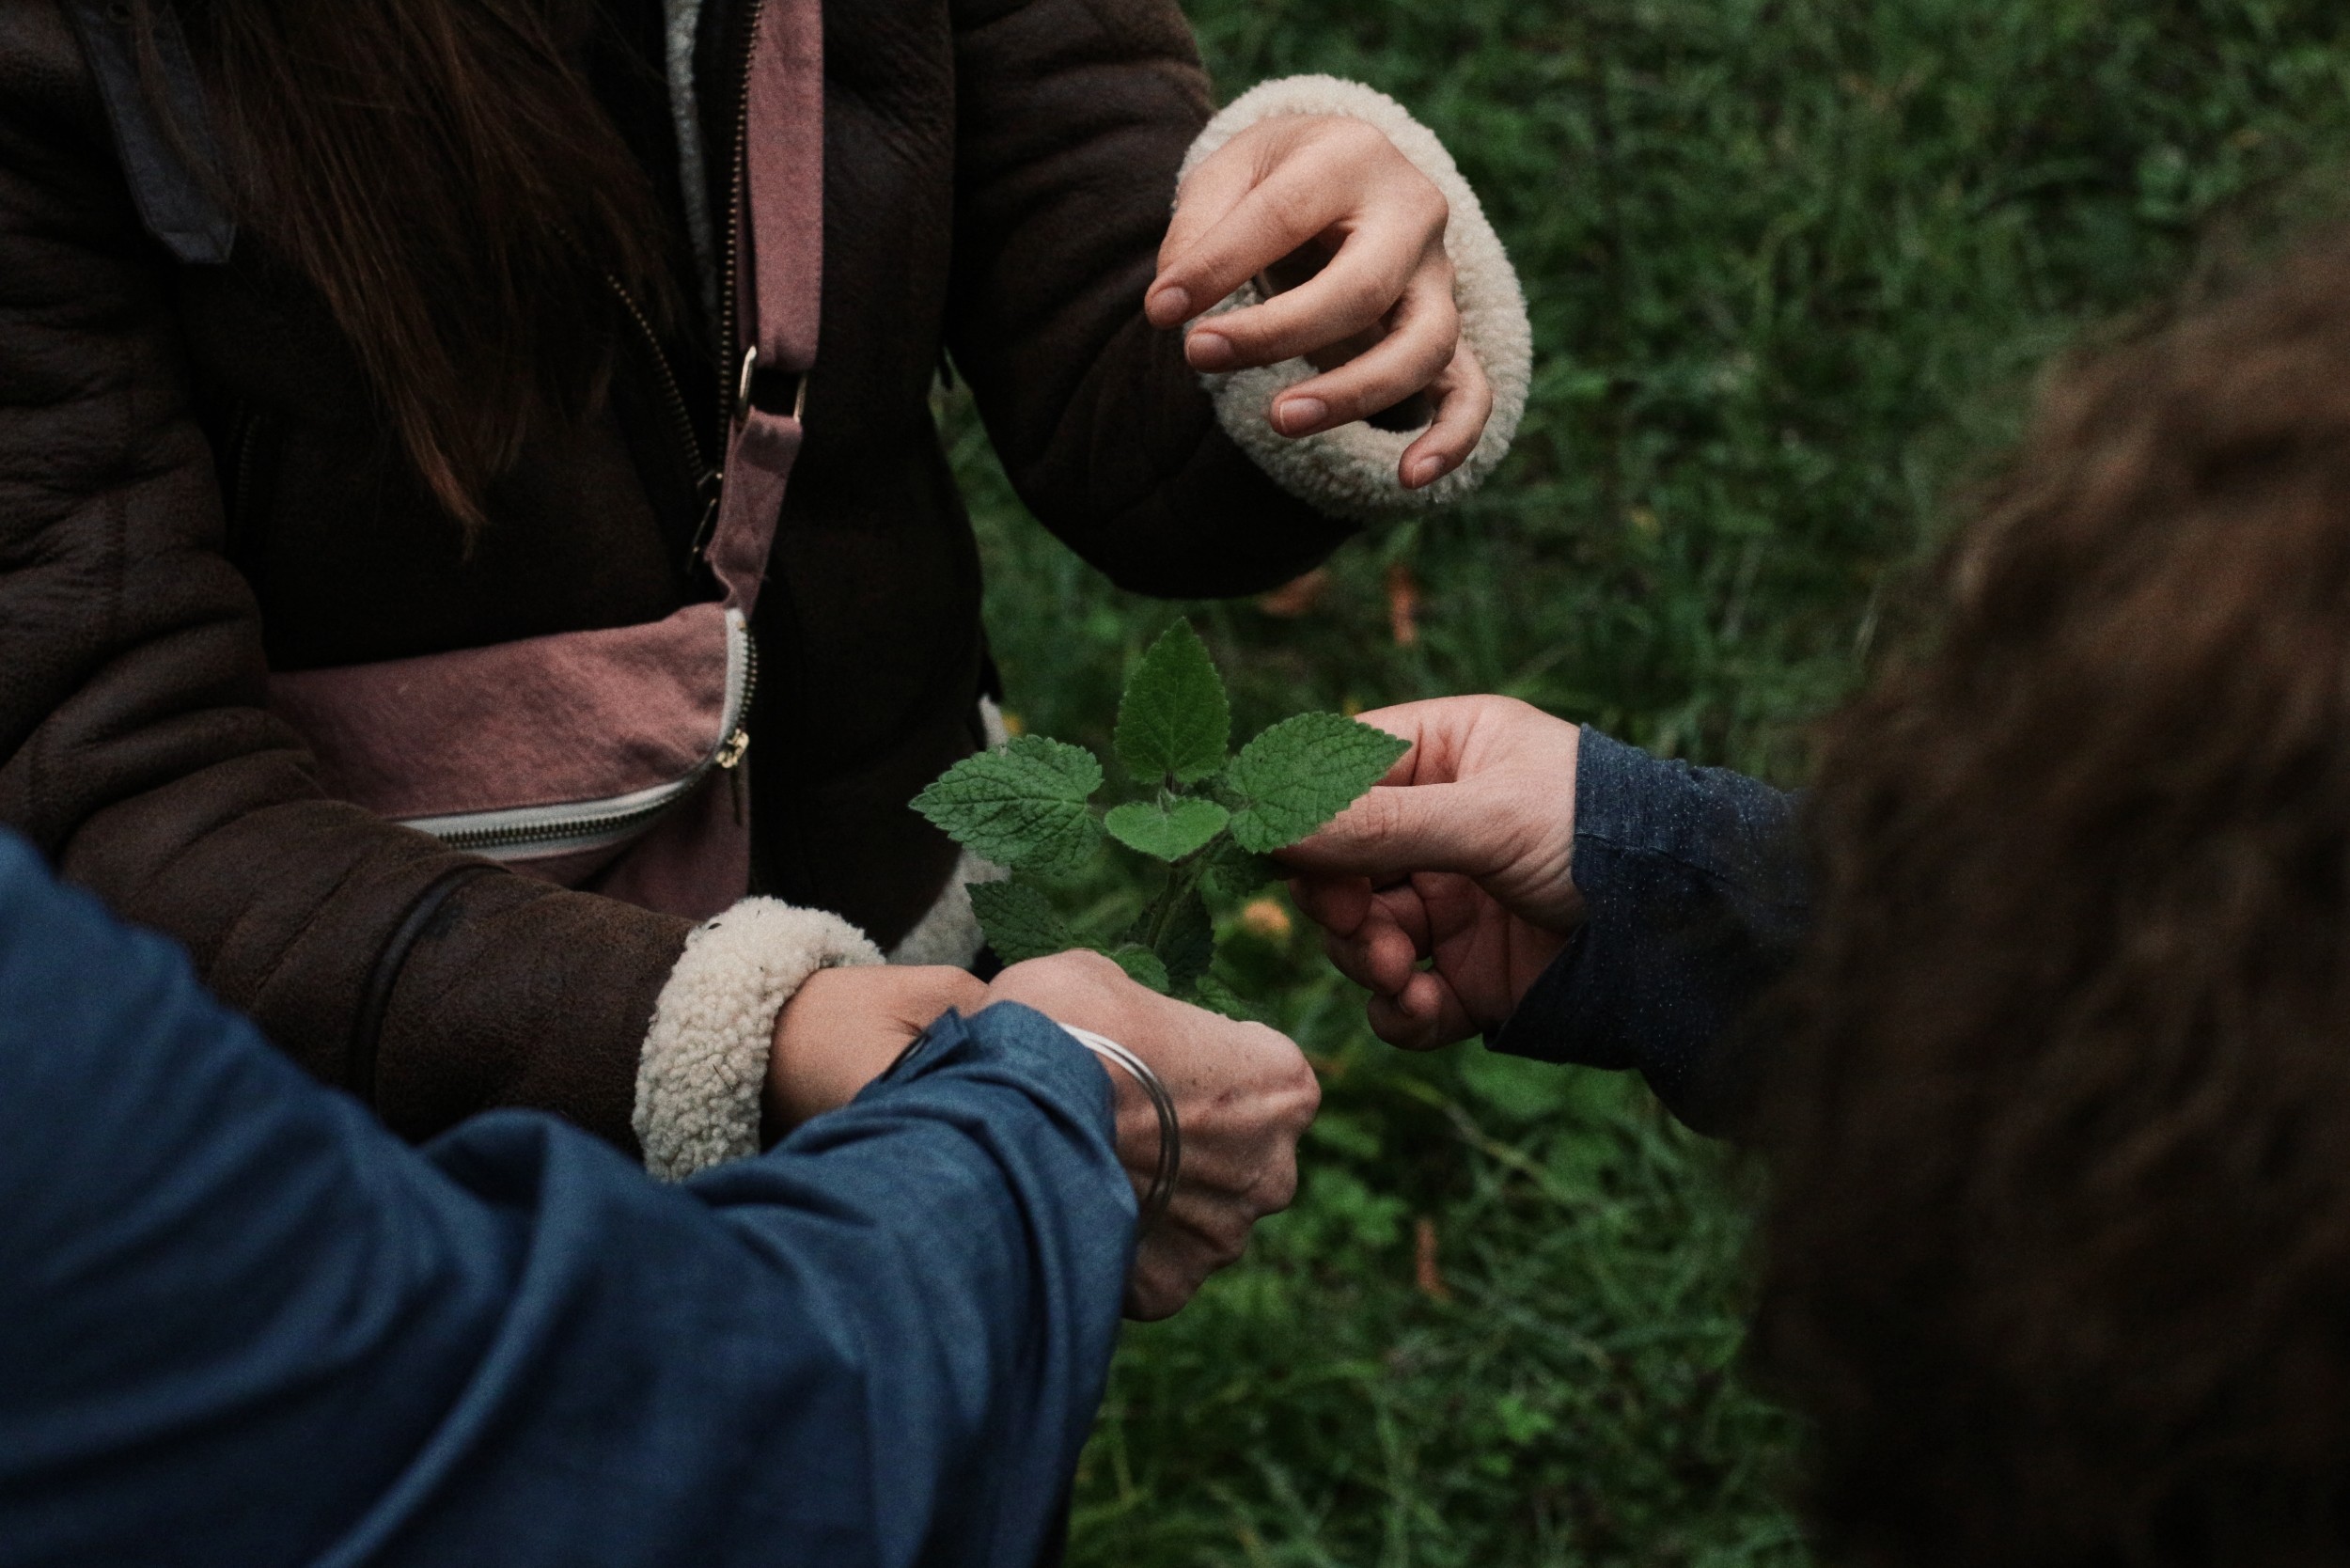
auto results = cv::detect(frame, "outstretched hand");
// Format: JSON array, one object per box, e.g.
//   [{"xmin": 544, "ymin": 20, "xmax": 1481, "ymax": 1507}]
[
  {"xmin": 1149, "ymin": 114, "xmax": 1493, "ymax": 491},
  {"xmin": 1280, "ymin": 697, "xmax": 1585, "ymax": 1049}
]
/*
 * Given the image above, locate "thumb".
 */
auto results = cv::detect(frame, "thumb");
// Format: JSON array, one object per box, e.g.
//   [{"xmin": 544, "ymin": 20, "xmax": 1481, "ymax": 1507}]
[{"xmin": 1276, "ymin": 780, "xmax": 1489, "ymax": 884}]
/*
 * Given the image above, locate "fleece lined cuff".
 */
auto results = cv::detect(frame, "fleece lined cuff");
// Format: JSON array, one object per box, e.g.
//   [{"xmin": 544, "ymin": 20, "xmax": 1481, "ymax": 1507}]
[
  {"xmin": 885, "ymin": 698, "xmax": 1012, "ymax": 968},
  {"xmin": 633, "ymin": 898, "xmax": 885, "ymax": 1181},
  {"xmin": 1178, "ymin": 74, "xmax": 1534, "ymax": 523}
]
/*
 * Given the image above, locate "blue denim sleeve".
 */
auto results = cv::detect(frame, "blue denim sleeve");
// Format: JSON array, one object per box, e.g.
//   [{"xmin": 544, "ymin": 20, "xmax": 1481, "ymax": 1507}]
[
  {"xmin": 1486, "ymin": 727, "xmax": 1810, "ymax": 1136},
  {"xmin": 0, "ymin": 832, "xmax": 1129, "ymax": 1568}
]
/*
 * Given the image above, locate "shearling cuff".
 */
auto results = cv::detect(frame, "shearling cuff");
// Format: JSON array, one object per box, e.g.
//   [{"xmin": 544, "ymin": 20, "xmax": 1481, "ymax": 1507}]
[
  {"xmin": 633, "ymin": 898, "xmax": 885, "ymax": 1181},
  {"xmin": 1178, "ymin": 75, "xmax": 1534, "ymax": 523},
  {"xmin": 886, "ymin": 698, "xmax": 1012, "ymax": 967}
]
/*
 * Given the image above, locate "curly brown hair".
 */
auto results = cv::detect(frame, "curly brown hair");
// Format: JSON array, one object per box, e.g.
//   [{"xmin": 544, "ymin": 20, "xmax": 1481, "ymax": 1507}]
[{"xmin": 1754, "ymin": 230, "xmax": 2350, "ymax": 1566}]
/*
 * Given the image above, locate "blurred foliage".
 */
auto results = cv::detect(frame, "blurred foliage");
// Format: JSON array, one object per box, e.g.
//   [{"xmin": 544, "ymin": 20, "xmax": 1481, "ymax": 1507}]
[{"xmin": 944, "ymin": 1, "xmax": 2350, "ymax": 1561}]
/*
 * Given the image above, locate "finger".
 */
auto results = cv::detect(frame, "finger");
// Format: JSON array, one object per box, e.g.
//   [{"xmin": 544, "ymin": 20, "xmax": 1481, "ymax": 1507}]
[
  {"xmin": 1318, "ymin": 916, "xmax": 1418, "ymax": 997},
  {"xmin": 1263, "ymin": 262, "xmax": 1460, "ymax": 438},
  {"xmin": 1288, "ymin": 872, "xmax": 1374, "ymax": 937},
  {"xmin": 1366, "ymin": 970, "xmax": 1479, "ymax": 1051},
  {"xmin": 1399, "ymin": 341, "xmax": 1494, "ymax": 489},
  {"xmin": 1184, "ymin": 212, "xmax": 1430, "ymax": 374},
  {"xmin": 1320, "ymin": 904, "xmax": 1421, "ymax": 997},
  {"xmin": 1278, "ymin": 779, "xmax": 1492, "ymax": 884},
  {"xmin": 1371, "ymin": 881, "xmax": 1436, "ymax": 954},
  {"xmin": 1159, "ymin": 163, "xmax": 1358, "ymax": 346},
  {"xmin": 1282, "ymin": 696, "xmax": 1503, "ymax": 791},
  {"xmin": 1149, "ymin": 136, "xmax": 1272, "ymax": 328}
]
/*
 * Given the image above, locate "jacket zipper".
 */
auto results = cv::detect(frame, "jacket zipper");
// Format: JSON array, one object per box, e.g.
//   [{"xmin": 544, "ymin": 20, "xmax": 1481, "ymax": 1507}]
[
  {"xmin": 222, "ymin": 403, "xmax": 267, "ymax": 560},
  {"xmin": 407, "ymin": 608, "xmax": 760, "ymax": 857},
  {"xmin": 604, "ymin": 273, "xmax": 707, "ymax": 483},
  {"xmin": 418, "ymin": 0, "xmax": 773, "ymax": 862},
  {"xmin": 603, "ymin": 272, "xmax": 724, "ymax": 566},
  {"xmin": 717, "ymin": 0, "xmax": 767, "ymax": 426}
]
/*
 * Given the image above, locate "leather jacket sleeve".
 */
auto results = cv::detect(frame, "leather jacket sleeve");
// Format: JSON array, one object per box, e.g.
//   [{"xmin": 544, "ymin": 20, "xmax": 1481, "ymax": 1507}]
[
  {"xmin": 0, "ymin": 0, "xmax": 690, "ymax": 1151},
  {"xmin": 944, "ymin": 0, "xmax": 1358, "ymax": 597}
]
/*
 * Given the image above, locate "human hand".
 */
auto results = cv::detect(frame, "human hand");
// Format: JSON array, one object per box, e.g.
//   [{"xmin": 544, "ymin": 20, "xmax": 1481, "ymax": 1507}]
[
  {"xmin": 981, "ymin": 950, "xmax": 1319, "ymax": 1321},
  {"xmin": 765, "ymin": 964, "xmax": 988, "ymax": 1136},
  {"xmin": 1279, "ymin": 697, "xmax": 1585, "ymax": 1050},
  {"xmin": 1148, "ymin": 114, "xmax": 1493, "ymax": 491}
]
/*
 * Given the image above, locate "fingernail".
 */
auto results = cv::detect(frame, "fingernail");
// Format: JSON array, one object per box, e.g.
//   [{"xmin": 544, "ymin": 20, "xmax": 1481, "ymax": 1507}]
[
  {"xmin": 1150, "ymin": 285, "xmax": 1190, "ymax": 321},
  {"xmin": 1187, "ymin": 330, "xmax": 1234, "ymax": 369},
  {"xmin": 1277, "ymin": 397, "xmax": 1327, "ymax": 435},
  {"xmin": 1409, "ymin": 455, "xmax": 1448, "ymax": 487}
]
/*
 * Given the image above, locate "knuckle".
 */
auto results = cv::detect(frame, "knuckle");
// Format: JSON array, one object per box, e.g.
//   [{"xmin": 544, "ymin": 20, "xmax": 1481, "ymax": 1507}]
[
  {"xmin": 1340, "ymin": 274, "xmax": 1395, "ymax": 325},
  {"xmin": 1206, "ymin": 1224, "xmax": 1251, "ymax": 1271},
  {"xmin": 1260, "ymin": 180, "xmax": 1330, "ymax": 243},
  {"xmin": 1413, "ymin": 182, "xmax": 1451, "ymax": 234},
  {"xmin": 1327, "ymin": 117, "xmax": 1392, "ymax": 165},
  {"xmin": 1348, "ymin": 786, "xmax": 1400, "ymax": 841}
]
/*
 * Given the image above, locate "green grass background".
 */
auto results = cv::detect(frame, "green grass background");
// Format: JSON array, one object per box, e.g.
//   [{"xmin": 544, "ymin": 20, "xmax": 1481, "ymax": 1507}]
[{"xmin": 946, "ymin": 4, "xmax": 2350, "ymax": 1561}]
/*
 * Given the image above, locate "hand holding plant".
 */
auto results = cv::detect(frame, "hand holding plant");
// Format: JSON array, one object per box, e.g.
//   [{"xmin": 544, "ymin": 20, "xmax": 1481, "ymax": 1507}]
[{"xmin": 914, "ymin": 619, "xmax": 1412, "ymax": 1016}]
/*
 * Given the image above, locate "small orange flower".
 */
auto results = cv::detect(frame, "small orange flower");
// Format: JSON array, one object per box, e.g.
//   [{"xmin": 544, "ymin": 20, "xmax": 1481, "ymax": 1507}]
[{"xmin": 1239, "ymin": 898, "xmax": 1292, "ymax": 943}]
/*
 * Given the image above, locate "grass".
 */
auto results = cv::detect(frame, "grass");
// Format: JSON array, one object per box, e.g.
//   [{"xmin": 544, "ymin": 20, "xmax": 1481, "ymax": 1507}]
[{"xmin": 946, "ymin": 2, "xmax": 2350, "ymax": 1561}]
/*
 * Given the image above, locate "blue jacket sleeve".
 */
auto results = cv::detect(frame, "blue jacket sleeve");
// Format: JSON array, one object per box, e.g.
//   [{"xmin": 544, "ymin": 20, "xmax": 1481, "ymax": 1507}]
[
  {"xmin": 0, "ymin": 831, "xmax": 1130, "ymax": 1568},
  {"xmin": 1487, "ymin": 727, "xmax": 1810, "ymax": 1136}
]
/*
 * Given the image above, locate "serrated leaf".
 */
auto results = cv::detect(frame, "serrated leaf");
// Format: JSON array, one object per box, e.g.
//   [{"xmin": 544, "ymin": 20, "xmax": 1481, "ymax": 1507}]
[
  {"xmin": 1104, "ymin": 797, "xmax": 1230, "ymax": 862},
  {"xmin": 1114, "ymin": 620, "xmax": 1231, "ymax": 786},
  {"xmin": 1185, "ymin": 972, "xmax": 1268, "ymax": 1024},
  {"xmin": 1152, "ymin": 889, "xmax": 1215, "ymax": 988},
  {"xmin": 967, "ymin": 880, "xmax": 1081, "ymax": 964},
  {"xmin": 1199, "ymin": 837, "xmax": 1283, "ymax": 903},
  {"xmin": 1109, "ymin": 944, "xmax": 1172, "ymax": 993},
  {"xmin": 912, "ymin": 735, "xmax": 1104, "ymax": 877},
  {"xmin": 1225, "ymin": 713, "xmax": 1412, "ymax": 853}
]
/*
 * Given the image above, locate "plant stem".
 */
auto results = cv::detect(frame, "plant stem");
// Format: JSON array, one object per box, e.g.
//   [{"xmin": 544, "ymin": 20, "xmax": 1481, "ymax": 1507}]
[{"xmin": 1139, "ymin": 839, "xmax": 1215, "ymax": 954}]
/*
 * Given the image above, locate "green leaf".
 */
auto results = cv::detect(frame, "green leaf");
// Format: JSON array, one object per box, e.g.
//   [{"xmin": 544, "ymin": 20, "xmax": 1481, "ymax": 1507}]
[
  {"xmin": 1152, "ymin": 888, "xmax": 1215, "ymax": 988},
  {"xmin": 1104, "ymin": 798, "xmax": 1230, "ymax": 862},
  {"xmin": 1225, "ymin": 713, "xmax": 1412, "ymax": 853},
  {"xmin": 1185, "ymin": 971, "xmax": 1267, "ymax": 1024},
  {"xmin": 911, "ymin": 735, "xmax": 1103, "ymax": 877},
  {"xmin": 1109, "ymin": 944, "xmax": 1171, "ymax": 993},
  {"xmin": 1114, "ymin": 620, "xmax": 1231, "ymax": 786},
  {"xmin": 1199, "ymin": 837, "xmax": 1283, "ymax": 903},
  {"xmin": 966, "ymin": 879, "xmax": 1081, "ymax": 964}
]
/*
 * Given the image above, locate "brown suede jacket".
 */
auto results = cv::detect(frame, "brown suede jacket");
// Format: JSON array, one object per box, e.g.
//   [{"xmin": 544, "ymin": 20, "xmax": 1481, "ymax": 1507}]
[{"xmin": 0, "ymin": 0, "xmax": 1352, "ymax": 1151}]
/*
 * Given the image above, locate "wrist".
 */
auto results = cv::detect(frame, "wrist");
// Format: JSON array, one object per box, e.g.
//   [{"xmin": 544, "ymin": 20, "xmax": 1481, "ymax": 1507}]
[{"xmin": 762, "ymin": 964, "xmax": 993, "ymax": 1140}]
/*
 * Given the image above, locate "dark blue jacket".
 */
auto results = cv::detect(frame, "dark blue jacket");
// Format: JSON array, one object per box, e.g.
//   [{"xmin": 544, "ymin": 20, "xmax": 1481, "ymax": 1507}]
[
  {"xmin": 1490, "ymin": 728, "xmax": 1809, "ymax": 1135},
  {"xmin": 0, "ymin": 830, "xmax": 1130, "ymax": 1567}
]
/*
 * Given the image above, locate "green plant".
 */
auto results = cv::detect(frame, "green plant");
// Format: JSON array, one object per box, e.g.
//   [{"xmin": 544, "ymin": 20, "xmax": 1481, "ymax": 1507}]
[{"xmin": 913, "ymin": 619, "xmax": 1408, "ymax": 1011}]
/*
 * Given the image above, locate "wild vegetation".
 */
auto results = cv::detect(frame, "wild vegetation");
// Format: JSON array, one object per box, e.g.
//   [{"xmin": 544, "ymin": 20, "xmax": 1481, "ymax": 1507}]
[{"xmin": 948, "ymin": 3, "xmax": 2350, "ymax": 1560}]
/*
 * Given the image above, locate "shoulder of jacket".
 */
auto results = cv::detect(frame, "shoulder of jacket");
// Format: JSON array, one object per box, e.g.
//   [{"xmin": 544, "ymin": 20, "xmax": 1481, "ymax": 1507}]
[
  {"xmin": 2, "ymin": 0, "xmax": 235, "ymax": 264},
  {"xmin": 0, "ymin": 0, "xmax": 105, "ymax": 125}
]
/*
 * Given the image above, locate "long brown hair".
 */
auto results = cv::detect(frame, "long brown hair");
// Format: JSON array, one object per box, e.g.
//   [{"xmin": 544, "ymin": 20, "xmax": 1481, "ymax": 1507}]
[
  {"xmin": 169, "ymin": 0, "xmax": 676, "ymax": 528},
  {"xmin": 1755, "ymin": 231, "xmax": 2350, "ymax": 1564}
]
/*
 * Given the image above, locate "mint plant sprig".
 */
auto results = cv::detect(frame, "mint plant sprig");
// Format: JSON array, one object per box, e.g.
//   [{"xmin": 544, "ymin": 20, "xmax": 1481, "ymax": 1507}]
[{"xmin": 912, "ymin": 620, "xmax": 1409, "ymax": 1018}]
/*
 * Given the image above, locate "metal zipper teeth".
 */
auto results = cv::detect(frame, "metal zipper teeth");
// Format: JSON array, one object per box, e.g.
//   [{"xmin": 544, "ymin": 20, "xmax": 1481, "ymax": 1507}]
[
  {"xmin": 434, "ymin": 794, "xmax": 684, "ymax": 854},
  {"xmin": 734, "ymin": 619, "xmax": 760, "ymax": 736},
  {"xmin": 226, "ymin": 405, "xmax": 263, "ymax": 557},
  {"xmin": 603, "ymin": 272, "xmax": 709, "ymax": 490},
  {"xmin": 426, "ymin": 616, "xmax": 759, "ymax": 855},
  {"xmin": 717, "ymin": 0, "xmax": 766, "ymax": 422}
]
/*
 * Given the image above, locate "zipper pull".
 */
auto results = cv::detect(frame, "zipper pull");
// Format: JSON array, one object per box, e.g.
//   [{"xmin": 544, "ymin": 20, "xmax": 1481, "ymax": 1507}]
[
  {"xmin": 716, "ymin": 727, "xmax": 751, "ymax": 823},
  {"xmin": 686, "ymin": 469, "xmax": 724, "ymax": 571}
]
